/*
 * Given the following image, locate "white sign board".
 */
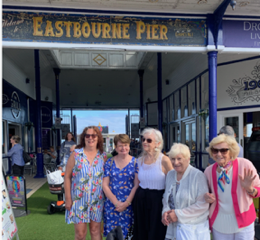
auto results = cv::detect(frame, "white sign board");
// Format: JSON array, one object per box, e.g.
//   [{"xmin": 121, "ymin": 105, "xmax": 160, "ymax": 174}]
[{"xmin": 2, "ymin": 172, "xmax": 19, "ymax": 240}]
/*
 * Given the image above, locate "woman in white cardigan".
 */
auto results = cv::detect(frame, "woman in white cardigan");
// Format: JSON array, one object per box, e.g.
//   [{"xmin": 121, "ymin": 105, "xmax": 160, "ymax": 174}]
[{"xmin": 162, "ymin": 143, "xmax": 210, "ymax": 240}]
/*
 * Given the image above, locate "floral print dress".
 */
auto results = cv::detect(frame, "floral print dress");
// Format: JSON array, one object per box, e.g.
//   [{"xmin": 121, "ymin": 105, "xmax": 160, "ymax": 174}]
[
  {"xmin": 103, "ymin": 157, "xmax": 138, "ymax": 238},
  {"xmin": 65, "ymin": 148, "xmax": 106, "ymax": 224}
]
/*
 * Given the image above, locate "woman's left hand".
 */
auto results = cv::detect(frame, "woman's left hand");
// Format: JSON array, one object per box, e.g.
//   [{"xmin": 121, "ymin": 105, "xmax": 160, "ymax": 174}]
[
  {"xmin": 239, "ymin": 168, "xmax": 257, "ymax": 192},
  {"xmin": 115, "ymin": 201, "xmax": 128, "ymax": 212},
  {"xmin": 167, "ymin": 209, "xmax": 178, "ymax": 223}
]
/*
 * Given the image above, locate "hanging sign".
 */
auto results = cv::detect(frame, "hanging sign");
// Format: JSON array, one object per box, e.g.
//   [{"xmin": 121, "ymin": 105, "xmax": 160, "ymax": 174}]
[
  {"xmin": 2, "ymin": 173, "xmax": 19, "ymax": 240},
  {"xmin": 2, "ymin": 12, "xmax": 207, "ymax": 46}
]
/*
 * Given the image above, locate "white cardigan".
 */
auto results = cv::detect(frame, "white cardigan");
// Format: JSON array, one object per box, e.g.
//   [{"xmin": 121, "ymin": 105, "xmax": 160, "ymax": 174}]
[{"xmin": 162, "ymin": 165, "xmax": 210, "ymax": 240}]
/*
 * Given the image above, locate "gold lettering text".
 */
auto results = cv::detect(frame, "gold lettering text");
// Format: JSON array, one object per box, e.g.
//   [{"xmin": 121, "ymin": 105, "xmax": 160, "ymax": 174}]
[
  {"xmin": 82, "ymin": 22, "xmax": 91, "ymax": 38},
  {"xmin": 73, "ymin": 22, "xmax": 81, "ymax": 38},
  {"xmin": 151, "ymin": 25, "xmax": 159, "ymax": 39},
  {"xmin": 64, "ymin": 21, "xmax": 72, "ymax": 37},
  {"xmin": 146, "ymin": 24, "xmax": 151, "ymax": 39},
  {"xmin": 122, "ymin": 24, "xmax": 130, "ymax": 39},
  {"xmin": 91, "ymin": 22, "xmax": 102, "ymax": 38},
  {"xmin": 44, "ymin": 21, "xmax": 55, "ymax": 37},
  {"xmin": 159, "ymin": 25, "xmax": 168, "ymax": 40},
  {"xmin": 33, "ymin": 17, "xmax": 43, "ymax": 36},
  {"xmin": 111, "ymin": 23, "xmax": 122, "ymax": 39},
  {"xmin": 55, "ymin": 21, "xmax": 63, "ymax": 37},
  {"xmin": 102, "ymin": 23, "xmax": 111, "ymax": 38},
  {"xmin": 136, "ymin": 21, "xmax": 145, "ymax": 39}
]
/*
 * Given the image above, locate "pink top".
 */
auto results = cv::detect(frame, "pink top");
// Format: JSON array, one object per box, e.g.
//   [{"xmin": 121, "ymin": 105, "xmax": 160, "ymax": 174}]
[{"xmin": 204, "ymin": 158, "xmax": 260, "ymax": 229}]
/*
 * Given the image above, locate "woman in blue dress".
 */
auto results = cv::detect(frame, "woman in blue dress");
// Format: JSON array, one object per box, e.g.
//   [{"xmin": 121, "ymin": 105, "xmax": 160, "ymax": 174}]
[
  {"xmin": 64, "ymin": 126, "xmax": 106, "ymax": 240},
  {"xmin": 103, "ymin": 134, "xmax": 139, "ymax": 239}
]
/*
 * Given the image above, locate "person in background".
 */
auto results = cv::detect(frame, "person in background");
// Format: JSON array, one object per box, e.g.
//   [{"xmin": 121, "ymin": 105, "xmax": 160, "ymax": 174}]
[
  {"xmin": 64, "ymin": 126, "xmax": 107, "ymax": 240},
  {"xmin": 7, "ymin": 135, "xmax": 25, "ymax": 175},
  {"xmin": 204, "ymin": 134, "xmax": 260, "ymax": 240},
  {"xmin": 133, "ymin": 128, "xmax": 173, "ymax": 240},
  {"xmin": 208, "ymin": 125, "xmax": 243, "ymax": 165},
  {"xmin": 162, "ymin": 143, "xmax": 210, "ymax": 240},
  {"xmin": 103, "ymin": 134, "xmax": 139, "ymax": 239},
  {"xmin": 46, "ymin": 146, "xmax": 57, "ymax": 163},
  {"xmin": 60, "ymin": 132, "xmax": 76, "ymax": 171}
]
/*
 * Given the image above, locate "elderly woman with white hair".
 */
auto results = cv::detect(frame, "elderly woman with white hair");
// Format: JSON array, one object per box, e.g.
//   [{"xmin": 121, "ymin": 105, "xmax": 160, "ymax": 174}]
[
  {"xmin": 162, "ymin": 143, "xmax": 210, "ymax": 240},
  {"xmin": 204, "ymin": 134, "xmax": 260, "ymax": 240},
  {"xmin": 133, "ymin": 128, "xmax": 173, "ymax": 240}
]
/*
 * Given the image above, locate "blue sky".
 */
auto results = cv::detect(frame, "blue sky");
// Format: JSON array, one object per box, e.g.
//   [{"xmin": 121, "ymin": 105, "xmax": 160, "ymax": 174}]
[{"xmin": 73, "ymin": 110, "xmax": 139, "ymax": 134}]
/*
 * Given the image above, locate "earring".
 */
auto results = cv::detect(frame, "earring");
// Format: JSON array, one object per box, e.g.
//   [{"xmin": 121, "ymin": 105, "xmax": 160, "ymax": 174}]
[{"xmin": 155, "ymin": 147, "xmax": 159, "ymax": 152}]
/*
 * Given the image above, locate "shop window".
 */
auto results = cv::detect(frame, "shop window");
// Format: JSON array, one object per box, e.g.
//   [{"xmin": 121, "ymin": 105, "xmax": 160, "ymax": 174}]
[
  {"xmin": 174, "ymin": 91, "xmax": 180, "ymax": 120},
  {"xmin": 192, "ymin": 122, "xmax": 196, "ymax": 151},
  {"xmin": 168, "ymin": 95, "xmax": 174, "ymax": 122},
  {"xmin": 163, "ymin": 99, "xmax": 167, "ymax": 124},
  {"xmin": 188, "ymin": 81, "xmax": 196, "ymax": 116},
  {"xmin": 225, "ymin": 117, "xmax": 239, "ymax": 143},
  {"xmin": 196, "ymin": 77, "xmax": 200, "ymax": 113},
  {"xmin": 181, "ymin": 86, "xmax": 188, "ymax": 118},
  {"xmin": 201, "ymin": 75, "xmax": 209, "ymax": 111},
  {"xmin": 2, "ymin": 121, "xmax": 6, "ymax": 154}
]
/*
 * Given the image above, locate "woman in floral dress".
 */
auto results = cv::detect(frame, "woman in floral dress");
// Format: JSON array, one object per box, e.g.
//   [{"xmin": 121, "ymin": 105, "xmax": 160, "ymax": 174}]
[
  {"xmin": 102, "ymin": 134, "xmax": 139, "ymax": 239},
  {"xmin": 64, "ymin": 126, "xmax": 107, "ymax": 240}
]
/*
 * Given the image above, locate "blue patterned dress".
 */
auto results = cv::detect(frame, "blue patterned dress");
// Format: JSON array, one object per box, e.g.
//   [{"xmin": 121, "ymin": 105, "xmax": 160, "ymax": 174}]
[
  {"xmin": 65, "ymin": 148, "xmax": 106, "ymax": 224},
  {"xmin": 103, "ymin": 157, "xmax": 138, "ymax": 238}
]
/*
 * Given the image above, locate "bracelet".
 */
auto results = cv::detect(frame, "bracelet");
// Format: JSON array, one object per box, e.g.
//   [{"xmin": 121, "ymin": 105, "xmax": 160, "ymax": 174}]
[
  {"xmin": 114, "ymin": 201, "xmax": 118, "ymax": 207},
  {"xmin": 126, "ymin": 200, "xmax": 131, "ymax": 206},
  {"xmin": 247, "ymin": 188, "xmax": 255, "ymax": 195}
]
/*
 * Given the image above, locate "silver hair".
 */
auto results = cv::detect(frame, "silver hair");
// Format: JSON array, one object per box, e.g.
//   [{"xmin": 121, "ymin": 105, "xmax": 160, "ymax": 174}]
[
  {"xmin": 139, "ymin": 128, "xmax": 164, "ymax": 161},
  {"xmin": 219, "ymin": 125, "xmax": 235, "ymax": 137}
]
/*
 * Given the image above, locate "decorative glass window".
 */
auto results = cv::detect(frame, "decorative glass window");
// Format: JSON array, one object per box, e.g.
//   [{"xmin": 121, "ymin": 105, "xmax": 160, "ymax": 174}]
[
  {"xmin": 181, "ymin": 86, "xmax": 188, "ymax": 118},
  {"xmin": 174, "ymin": 91, "xmax": 180, "ymax": 120},
  {"xmin": 188, "ymin": 81, "xmax": 196, "ymax": 115}
]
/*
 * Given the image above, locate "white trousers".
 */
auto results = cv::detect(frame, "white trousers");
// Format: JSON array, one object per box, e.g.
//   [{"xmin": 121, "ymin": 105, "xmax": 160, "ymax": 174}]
[
  {"xmin": 165, "ymin": 220, "xmax": 210, "ymax": 240},
  {"xmin": 212, "ymin": 223, "xmax": 254, "ymax": 240}
]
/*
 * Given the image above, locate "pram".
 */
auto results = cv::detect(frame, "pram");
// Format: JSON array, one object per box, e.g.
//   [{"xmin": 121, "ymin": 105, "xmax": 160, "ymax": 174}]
[{"xmin": 46, "ymin": 167, "xmax": 66, "ymax": 214}]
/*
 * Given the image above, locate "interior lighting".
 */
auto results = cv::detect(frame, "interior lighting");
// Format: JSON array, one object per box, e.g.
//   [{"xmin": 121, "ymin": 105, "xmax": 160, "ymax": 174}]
[{"xmin": 230, "ymin": 0, "xmax": 237, "ymax": 10}]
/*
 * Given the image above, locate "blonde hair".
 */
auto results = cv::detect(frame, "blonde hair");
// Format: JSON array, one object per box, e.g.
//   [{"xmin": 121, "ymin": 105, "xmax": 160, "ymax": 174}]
[
  {"xmin": 114, "ymin": 134, "xmax": 131, "ymax": 146},
  {"xmin": 207, "ymin": 134, "xmax": 240, "ymax": 160},
  {"xmin": 139, "ymin": 128, "xmax": 163, "ymax": 162},
  {"xmin": 167, "ymin": 143, "xmax": 191, "ymax": 160},
  {"xmin": 12, "ymin": 135, "xmax": 21, "ymax": 143}
]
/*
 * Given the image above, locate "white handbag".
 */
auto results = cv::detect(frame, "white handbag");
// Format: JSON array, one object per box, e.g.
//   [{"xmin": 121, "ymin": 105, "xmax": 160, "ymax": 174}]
[{"xmin": 46, "ymin": 169, "xmax": 64, "ymax": 185}]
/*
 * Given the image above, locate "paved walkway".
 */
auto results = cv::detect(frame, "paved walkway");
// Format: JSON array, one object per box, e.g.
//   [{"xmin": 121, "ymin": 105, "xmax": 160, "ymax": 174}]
[{"xmin": 24, "ymin": 173, "xmax": 47, "ymax": 198}]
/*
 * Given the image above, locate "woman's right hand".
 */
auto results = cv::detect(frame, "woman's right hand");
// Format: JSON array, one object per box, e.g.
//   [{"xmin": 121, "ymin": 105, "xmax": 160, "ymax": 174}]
[
  {"xmin": 162, "ymin": 211, "xmax": 170, "ymax": 226},
  {"xmin": 204, "ymin": 192, "xmax": 216, "ymax": 203},
  {"xmin": 65, "ymin": 197, "xmax": 73, "ymax": 211}
]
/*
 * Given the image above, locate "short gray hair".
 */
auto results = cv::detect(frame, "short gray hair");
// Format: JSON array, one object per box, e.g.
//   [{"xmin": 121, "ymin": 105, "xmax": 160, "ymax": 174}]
[
  {"xmin": 219, "ymin": 126, "xmax": 235, "ymax": 137},
  {"xmin": 167, "ymin": 143, "xmax": 191, "ymax": 160}
]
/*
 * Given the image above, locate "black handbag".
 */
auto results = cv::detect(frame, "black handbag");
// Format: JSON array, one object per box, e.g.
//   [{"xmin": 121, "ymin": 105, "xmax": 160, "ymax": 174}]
[{"xmin": 106, "ymin": 226, "xmax": 124, "ymax": 240}]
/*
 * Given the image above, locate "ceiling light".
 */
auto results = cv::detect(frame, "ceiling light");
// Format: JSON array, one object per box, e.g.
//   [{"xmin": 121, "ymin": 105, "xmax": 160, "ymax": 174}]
[
  {"xmin": 230, "ymin": 0, "xmax": 237, "ymax": 10},
  {"xmin": 197, "ymin": 0, "xmax": 207, "ymax": 4}
]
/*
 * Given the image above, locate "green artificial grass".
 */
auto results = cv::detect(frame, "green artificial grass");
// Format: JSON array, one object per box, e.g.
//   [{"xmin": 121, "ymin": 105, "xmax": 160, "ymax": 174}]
[{"xmin": 15, "ymin": 183, "xmax": 106, "ymax": 240}]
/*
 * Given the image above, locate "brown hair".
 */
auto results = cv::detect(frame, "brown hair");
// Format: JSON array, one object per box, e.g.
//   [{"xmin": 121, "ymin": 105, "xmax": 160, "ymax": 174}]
[
  {"xmin": 65, "ymin": 132, "xmax": 76, "ymax": 142},
  {"xmin": 114, "ymin": 134, "xmax": 131, "ymax": 146},
  {"xmin": 76, "ymin": 126, "xmax": 103, "ymax": 153},
  {"xmin": 12, "ymin": 135, "xmax": 21, "ymax": 143}
]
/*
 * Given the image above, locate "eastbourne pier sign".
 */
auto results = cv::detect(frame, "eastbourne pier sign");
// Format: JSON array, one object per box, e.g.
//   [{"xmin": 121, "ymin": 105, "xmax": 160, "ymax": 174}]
[{"xmin": 2, "ymin": 12, "xmax": 207, "ymax": 46}]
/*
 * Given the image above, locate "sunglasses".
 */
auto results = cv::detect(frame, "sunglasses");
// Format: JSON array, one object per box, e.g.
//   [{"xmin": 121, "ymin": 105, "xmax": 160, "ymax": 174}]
[
  {"xmin": 84, "ymin": 134, "xmax": 97, "ymax": 139},
  {"xmin": 142, "ymin": 138, "xmax": 153, "ymax": 143},
  {"xmin": 211, "ymin": 148, "xmax": 229, "ymax": 154}
]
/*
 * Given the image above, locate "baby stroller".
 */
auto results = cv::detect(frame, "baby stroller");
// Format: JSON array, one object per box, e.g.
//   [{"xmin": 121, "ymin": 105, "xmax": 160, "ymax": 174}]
[{"xmin": 46, "ymin": 167, "xmax": 66, "ymax": 214}]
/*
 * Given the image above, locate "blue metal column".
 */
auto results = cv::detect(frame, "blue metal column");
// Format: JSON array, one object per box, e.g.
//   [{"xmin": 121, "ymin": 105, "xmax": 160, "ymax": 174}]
[
  {"xmin": 208, "ymin": 51, "xmax": 218, "ymax": 141},
  {"xmin": 157, "ymin": 53, "xmax": 163, "ymax": 133},
  {"xmin": 34, "ymin": 49, "xmax": 44, "ymax": 178},
  {"xmin": 54, "ymin": 68, "xmax": 61, "ymax": 165}
]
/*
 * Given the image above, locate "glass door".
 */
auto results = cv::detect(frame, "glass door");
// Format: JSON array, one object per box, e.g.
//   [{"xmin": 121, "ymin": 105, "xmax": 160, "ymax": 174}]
[{"xmin": 217, "ymin": 111, "xmax": 243, "ymax": 148}]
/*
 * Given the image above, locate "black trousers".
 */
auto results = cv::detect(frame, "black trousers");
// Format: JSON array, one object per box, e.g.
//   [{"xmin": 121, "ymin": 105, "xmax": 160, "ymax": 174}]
[
  {"xmin": 12, "ymin": 164, "xmax": 24, "ymax": 175},
  {"xmin": 133, "ymin": 187, "xmax": 167, "ymax": 240}
]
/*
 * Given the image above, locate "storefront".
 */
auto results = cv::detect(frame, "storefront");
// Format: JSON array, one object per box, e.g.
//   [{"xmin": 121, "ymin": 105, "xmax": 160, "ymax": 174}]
[{"xmin": 2, "ymin": 1, "xmax": 260, "ymax": 172}]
